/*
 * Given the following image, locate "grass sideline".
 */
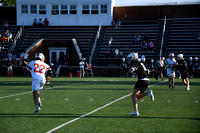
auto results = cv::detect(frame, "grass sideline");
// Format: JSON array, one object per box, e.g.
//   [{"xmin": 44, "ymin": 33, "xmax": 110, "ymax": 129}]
[{"xmin": 0, "ymin": 77, "xmax": 200, "ymax": 133}]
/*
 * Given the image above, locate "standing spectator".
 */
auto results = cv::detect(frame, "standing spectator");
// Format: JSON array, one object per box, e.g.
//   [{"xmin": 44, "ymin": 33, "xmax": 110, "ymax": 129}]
[
  {"xmin": 148, "ymin": 41, "xmax": 154, "ymax": 52},
  {"xmin": 114, "ymin": 48, "xmax": 120, "ymax": 58},
  {"xmin": 187, "ymin": 57, "xmax": 194, "ymax": 78},
  {"xmin": 38, "ymin": 18, "xmax": 43, "ymax": 27},
  {"xmin": 43, "ymin": 18, "xmax": 49, "ymax": 28},
  {"xmin": 141, "ymin": 41, "xmax": 147, "ymax": 51},
  {"xmin": 6, "ymin": 58, "xmax": 13, "ymax": 76},
  {"xmin": 117, "ymin": 19, "xmax": 121, "ymax": 28},
  {"xmin": 108, "ymin": 35, "xmax": 113, "ymax": 46},
  {"xmin": 79, "ymin": 59, "xmax": 85, "ymax": 78},
  {"xmin": 134, "ymin": 35, "xmax": 141, "ymax": 46},
  {"xmin": 142, "ymin": 34, "xmax": 148, "ymax": 43},
  {"xmin": 155, "ymin": 57, "xmax": 164, "ymax": 81},
  {"xmin": 33, "ymin": 18, "xmax": 38, "ymax": 27},
  {"xmin": 59, "ymin": 51, "xmax": 65, "ymax": 67},
  {"xmin": 3, "ymin": 21, "xmax": 9, "ymax": 30},
  {"xmin": 120, "ymin": 58, "xmax": 127, "ymax": 77},
  {"xmin": 65, "ymin": 52, "xmax": 69, "ymax": 66},
  {"xmin": 104, "ymin": 47, "xmax": 110, "ymax": 58},
  {"xmin": 84, "ymin": 59, "xmax": 89, "ymax": 77}
]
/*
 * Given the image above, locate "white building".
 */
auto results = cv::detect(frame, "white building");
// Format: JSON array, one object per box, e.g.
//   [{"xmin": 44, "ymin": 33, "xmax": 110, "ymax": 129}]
[{"xmin": 17, "ymin": 0, "xmax": 115, "ymax": 26}]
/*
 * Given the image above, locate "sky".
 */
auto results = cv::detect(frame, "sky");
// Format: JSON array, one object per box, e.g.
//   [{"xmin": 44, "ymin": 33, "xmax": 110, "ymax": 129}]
[{"xmin": 115, "ymin": 0, "xmax": 200, "ymax": 6}]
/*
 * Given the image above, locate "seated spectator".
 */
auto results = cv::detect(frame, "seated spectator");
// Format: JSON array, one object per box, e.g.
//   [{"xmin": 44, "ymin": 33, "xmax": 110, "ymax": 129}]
[
  {"xmin": 117, "ymin": 19, "xmax": 121, "ymax": 28},
  {"xmin": 4, "ymin": 21, "xmax": 9, "ymax": 30},
  {"xmin": 134, "ymin": 34, "xmax": 141, "ymax": 46},
  {"xmin": 142, "ymin": 34, "xmax": 148, "ymax": 42},
  {"xmin": 141, "ymin": 41, "xmax": 147, "ymax": 51},
  {"xmin": 148, "ymin": 41, "xmax": 154, "ymax": 52},
  {"xmin": 38, "ymin": 18, "xmax": 43, "ymax": 27},
  {"xmin": 33, "ymin": 18, "xmax": 38, "ymax": 27},
  {"xmin": 114, "ymin": 48, "xmax": 120, "ymax": 58},
  {"xmin": 104, "ymin": 47, "xmax": 110, "ymax": 58},
  {"xmin": 2, "ymin": 36, "xmax": 7, "ymax": 42},
  {"xmin": 43, "ymin": 18, "xmax": 49, "ymax": 28},
  {"xmin": 7, "ymin": 32, "xmax": 13, "ymax": 42},
  {"xmin": 112, "ymin": 20, "xmax": 116, "ymax": 27},
  {"xmin": 5, "ymin": 29, "xmax": 9, "ymax": 36}
]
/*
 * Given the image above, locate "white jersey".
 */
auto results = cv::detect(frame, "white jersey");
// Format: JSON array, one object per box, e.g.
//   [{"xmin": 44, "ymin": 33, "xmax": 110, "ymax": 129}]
[
  {"xmin": 26, "ymin": 60, "xmax": 51, "ymax": 81},
  {"xmin": 165, "ymin": 58, "xmax": 176, "ymax": 70},
  {"xmin": 165, "ymin": 58, "xmax": 177, "ymax": 77}
]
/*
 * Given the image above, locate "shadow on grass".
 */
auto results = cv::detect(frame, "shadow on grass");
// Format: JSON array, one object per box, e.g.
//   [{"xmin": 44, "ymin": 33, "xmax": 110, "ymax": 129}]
[{"xmin": 0, "ymin": 113, "xmax": 199, "ymax": 121}]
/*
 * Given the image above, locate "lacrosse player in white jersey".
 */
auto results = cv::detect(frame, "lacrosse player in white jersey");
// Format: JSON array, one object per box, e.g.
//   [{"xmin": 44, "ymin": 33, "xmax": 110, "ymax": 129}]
[
  {"xmin": 26, "ymin": 53, "xmax": 52, "ymax": 115},
  {"xmin": 165, "ymin": 53, "xmax": 177, "ymax": 89}
]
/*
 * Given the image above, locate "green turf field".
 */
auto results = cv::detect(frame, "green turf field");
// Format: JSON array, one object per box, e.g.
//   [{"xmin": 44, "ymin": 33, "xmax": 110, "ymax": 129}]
[{"xmin": 0, "ymin": 77, "xmax": 199, "ymax": 133}]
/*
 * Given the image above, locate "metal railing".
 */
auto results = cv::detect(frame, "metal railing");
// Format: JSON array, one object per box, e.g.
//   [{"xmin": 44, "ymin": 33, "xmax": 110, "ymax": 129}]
[
  {"xmin": 159, "ymin": 16, "xmax": 167, "ymax": 57},
  {"xmin": 89, "ymin": 23, "xmax": 101, "ymax": 64},
  {"xmin": 8, "ymin": 26, "xmax": 23, "ymax": 53},
  {"xmin": 72, "ymin": 38, "xmax": 82, "ymax": 60}
]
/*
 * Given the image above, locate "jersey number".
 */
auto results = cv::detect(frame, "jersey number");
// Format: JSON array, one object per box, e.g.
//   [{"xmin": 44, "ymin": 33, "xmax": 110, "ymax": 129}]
[{"xmin": 34, "ymin": 63, "xmax": 45, "ymax": 74}]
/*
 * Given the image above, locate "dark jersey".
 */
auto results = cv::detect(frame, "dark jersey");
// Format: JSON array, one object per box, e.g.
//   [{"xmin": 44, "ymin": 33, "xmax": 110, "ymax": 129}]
[
  {"xmin": 187, "ymin": 60, "xmax": 194, "ymax": 70},
  {"xmin": 131, "ymin": 60, "xmax": 149, "ymax": 80},
  {"xmin": 177, "ymin": 59, "xmax": 187, "ymax": 73},
  {"xmin": 194, "ymin": 61, "xmax": 199, "ymax": 69}
]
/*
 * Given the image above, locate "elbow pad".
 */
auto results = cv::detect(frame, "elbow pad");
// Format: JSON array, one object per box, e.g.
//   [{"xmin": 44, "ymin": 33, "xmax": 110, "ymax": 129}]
[{"xmin": 46, "ymin": 69, "xmax": 53, "ymax": 77}]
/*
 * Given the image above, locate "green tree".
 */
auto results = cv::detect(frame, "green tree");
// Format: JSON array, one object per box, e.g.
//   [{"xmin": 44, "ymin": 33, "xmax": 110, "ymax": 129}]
[{"xmin": 2, "ymin": 0, "xmax": 16, "ymax": 6}]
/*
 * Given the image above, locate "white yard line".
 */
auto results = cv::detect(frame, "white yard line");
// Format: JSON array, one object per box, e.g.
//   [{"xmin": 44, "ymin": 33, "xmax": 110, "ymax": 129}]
[
  {"xmin": 46, "ymin": 80, "xmax": 167, "ymax": 133},
  {"xmin": 0, "ymin": 81, "xmax": 92, "ymax": 99}
]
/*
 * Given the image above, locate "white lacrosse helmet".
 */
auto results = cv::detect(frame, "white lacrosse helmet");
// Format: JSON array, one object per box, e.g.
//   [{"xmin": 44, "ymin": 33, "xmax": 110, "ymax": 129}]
[
  {"xmin": 177, "ymin": 54, "xmax": 183, "ymax": 60},
  {"xmin": 151, "ymin": 59, "xmax": 154, "ymax": 63},
  {"xmin": 189, "ymin": 57, "xmax": 192, "ymax": 61},
  {"xmin": 35, "ymin": 53, "xmax": 45, "ymax": 61},
  {"xmin": 126, "ymin": 53, "xmax": 138, "ymax": 64},
  {"xmin": 195, "ymin": 57, "xmax": 198, "ymax": 61},
  {"xmin": 122, "ymin": 58, "xmax": 125, "ymax": 62},
  {"xmin": 162, "ymin": 57, "xmax": 165, "ymax": 60},
  {"xmin": 169, "ymin": 53, "xmax": 174, "ymax": 57}
]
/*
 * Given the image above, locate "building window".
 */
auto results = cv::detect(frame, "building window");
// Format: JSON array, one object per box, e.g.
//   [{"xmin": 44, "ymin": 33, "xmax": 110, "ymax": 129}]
[
  {"xmin": 21, "ymin": 5, "xmax": 28, "ymax": 14},
  {"xmin": 30, "ymin": 5, "xmax": 37, "ymax": 14},
  {"xmin": 61, "ymin": 5, "xmax": 68, "ymax": 14},
  {"xmin": 101, "ymin": 5, "xmax": 107, "ymax": 14},
  {"xmin": 52, "ymin": 5, "xmax": 59, "ymax": 15},
  {"xmin": 91, "ymin": 5, "xmax": 98, "ymax": 14},
  {"xmin": 82, "ymin": 5, "xmax": 89, "ymax": 14},
  {"xmin": 39, "ymin": 5, "xmax": 46, "ymax": 14},
  {"xmin": 70, "ymin": 5, "xmax": 77, "ymax": 14}
]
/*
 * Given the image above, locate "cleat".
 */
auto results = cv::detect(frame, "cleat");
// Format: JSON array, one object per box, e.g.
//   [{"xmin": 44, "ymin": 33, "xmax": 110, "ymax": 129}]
[
  {"xmin": 186, "ymin": 86, "xmax": 190, "ymax": 91},
  {"xmin": 172, "ymin": 86, "xmax": 174, "ymax": 89},
  {"xmin": 169, "ymin": 84, "xmax": 171, "ymax": 89},
  {"xmin": 128, "ymin": 111, "xmax": 139, "ymax": 116},
  {"xmin": 148, "ymin": 90, "xmax": 154, "ymax": 101},
  {"xmin": 34, "ymin": 105, "xmax": 41, "ymax": 115}
]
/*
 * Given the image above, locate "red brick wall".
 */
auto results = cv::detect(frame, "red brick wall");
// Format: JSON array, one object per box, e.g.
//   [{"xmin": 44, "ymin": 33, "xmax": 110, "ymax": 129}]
[{"xmin": 113, "ymin": 4, "xmax": 200, "ymax": 21}]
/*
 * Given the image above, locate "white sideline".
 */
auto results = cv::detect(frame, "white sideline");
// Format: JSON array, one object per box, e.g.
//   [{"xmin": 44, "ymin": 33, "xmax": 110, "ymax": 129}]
[
  {"xmin": 0, "ymin": 82, "xmax": 92, "ymax": 99},
  {"xmin": 46, "ymin": 80, "xmax": 167, "ymax": 133}
]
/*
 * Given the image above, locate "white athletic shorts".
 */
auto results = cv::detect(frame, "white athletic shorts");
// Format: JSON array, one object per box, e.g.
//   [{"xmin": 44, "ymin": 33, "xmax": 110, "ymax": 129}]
[
  {"xmin": 32, "ymin": 78, "xmax": 45, "ymax": 92},
  {"xmin": 167, "ymin": 69, "xmax": 175, "ymax": 78}
]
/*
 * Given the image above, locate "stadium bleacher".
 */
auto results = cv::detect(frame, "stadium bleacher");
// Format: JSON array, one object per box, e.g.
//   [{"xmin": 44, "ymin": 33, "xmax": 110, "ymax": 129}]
[
  {"xmin": 0, "ymin": 24, "xmax": 19, "ymax": 53},
  {"xmin": 93, "ymin": 20, "xmax": 160, "ymax": 66},
  {"xmin": 167, "ymin": 18, "xmax": 200, "ymax": 60},
  {"xmin": 15, "ymin": 26, "xmax": 98, "ymax": 60}
]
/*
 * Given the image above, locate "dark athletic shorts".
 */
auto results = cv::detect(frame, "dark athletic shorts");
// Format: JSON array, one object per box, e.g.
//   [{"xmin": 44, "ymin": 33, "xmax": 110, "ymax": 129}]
[
  {"xmin": 134, "ymin": 80, "xmax": 149, "ymax": 93},
  {"xmin": 181, "ymin": 71, "xmax": 188, "ymax": 80}
]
